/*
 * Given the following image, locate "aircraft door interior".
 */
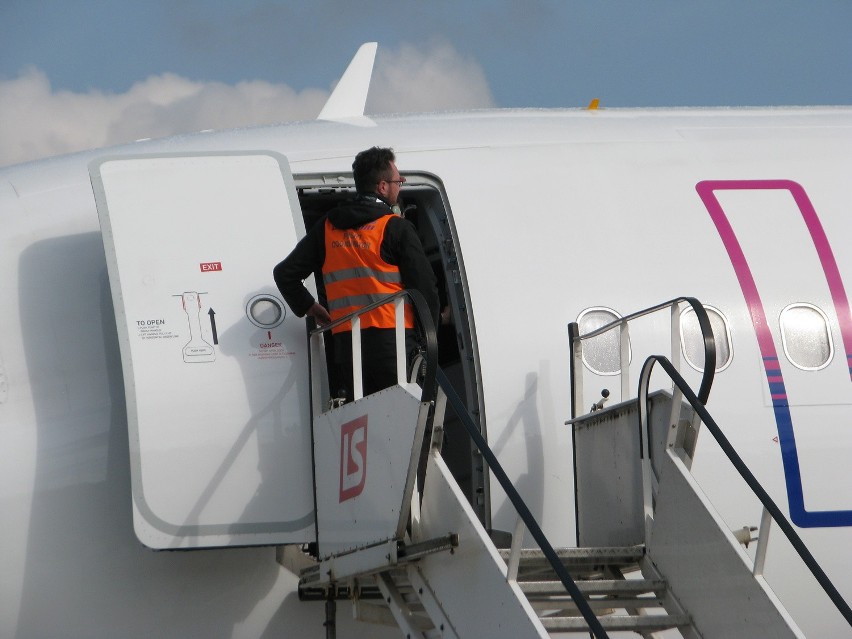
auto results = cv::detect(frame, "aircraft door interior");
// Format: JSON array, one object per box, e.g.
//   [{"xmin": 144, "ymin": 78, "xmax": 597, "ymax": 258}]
[{"xmin": 294, "ymin": 173, "xmax": 489, "ymax": 526}]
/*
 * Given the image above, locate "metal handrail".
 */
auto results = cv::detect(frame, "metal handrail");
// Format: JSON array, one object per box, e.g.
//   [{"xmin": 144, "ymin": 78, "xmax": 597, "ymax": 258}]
[
  {"xmin": 568, "ymin": 296, "xmax": 716, "ymax": 421},
  {"xmin": 638, "ymin": 355, "xmax": 852, "ymax": 629},
  {"xmin": 569, "ymin": 297, "xmax": 717, "ymax": 547},
  {"xmin": 436, "ymin": 368, "xmax": 610, "ymax": 639},
  {"xmin": 308, "ymin": 289, "xmax": 438, "ymax": 408},
  {"xmin": 306, "ymin": 289, "xmax": 440, "ymax": 571}
]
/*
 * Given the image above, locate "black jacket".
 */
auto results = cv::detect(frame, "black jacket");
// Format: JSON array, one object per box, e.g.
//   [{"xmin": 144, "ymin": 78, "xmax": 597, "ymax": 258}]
[{"xmin": 273, "ymin": 195, "xmax": 440, "ymax": 327}]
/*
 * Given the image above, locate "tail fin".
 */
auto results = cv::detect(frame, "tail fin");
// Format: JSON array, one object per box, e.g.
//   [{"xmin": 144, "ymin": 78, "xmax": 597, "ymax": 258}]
[{"xmin": 317, "ymin": 42, "xmax": 377, "ymax": 122}]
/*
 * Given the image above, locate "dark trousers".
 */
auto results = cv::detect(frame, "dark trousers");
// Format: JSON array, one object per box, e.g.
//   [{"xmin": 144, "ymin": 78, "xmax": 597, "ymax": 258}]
[{"xmin": 332, "ymin": 328, "xmax": 418, "ymax": 401}]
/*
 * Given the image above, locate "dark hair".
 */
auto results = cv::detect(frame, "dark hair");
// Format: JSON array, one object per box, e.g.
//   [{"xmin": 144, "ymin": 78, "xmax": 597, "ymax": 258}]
[{"xmin": 352, "ymin": 147, "xmax": 395, "ymax": 194}]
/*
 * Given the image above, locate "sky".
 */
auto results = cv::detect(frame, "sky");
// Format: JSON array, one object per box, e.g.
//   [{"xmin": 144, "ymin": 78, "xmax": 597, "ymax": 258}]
[{"xmin": 2, "ymin": 1, "xmax": 851, "ymax": 167}]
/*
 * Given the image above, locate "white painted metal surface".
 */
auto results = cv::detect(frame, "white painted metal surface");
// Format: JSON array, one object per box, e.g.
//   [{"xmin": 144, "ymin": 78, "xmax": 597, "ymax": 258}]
[
  {"xmin": 0, "ymin": 353, "xmax": 7, "ymax": 405},
  {"xmin": 572, "ymin": 399, "xmax": 644, "ymax": 547},
  {"xmin": 415, "ymin": 452, "xmax": 548, "ymax": 639},
  {"xmin": 573, "ymin": 391, "xmax": 682, "ymax": 547},
  {"xmin": 648, "ymin": 449, "xmax": 805, "ymax": 638},
  {"xmin": 91, "ymin": 153, "xmax": 314, "ymax": 548},
  {"xmin": 313, "ymin": 383, "xmax": 423, "ymax": 559}
]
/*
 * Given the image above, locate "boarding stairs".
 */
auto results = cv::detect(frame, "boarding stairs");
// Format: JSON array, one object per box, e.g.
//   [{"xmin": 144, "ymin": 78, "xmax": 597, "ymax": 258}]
[
  {"xmin": 498, "ymin": 545, "xmax": 691, "ymax": 635},
  {"xmin": 284, "ymin": 294, "xmax": 852, "ymax": 638},
  {"xmin": 296, "ymin": 542, "xmax": 691, "ymax": 636}
]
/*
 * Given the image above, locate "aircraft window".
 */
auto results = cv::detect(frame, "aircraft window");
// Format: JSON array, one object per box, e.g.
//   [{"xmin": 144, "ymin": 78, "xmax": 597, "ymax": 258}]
[
  {"xmin": 680, "ymin": 305, "xmax": 732, "ymax": 372},
  {"xmin": 577, "ymin": 307, "xmax": 629, "ymax": 375},
  {"xmin": 779, "ymin": 303, "xmax": 833, "ymax": 371}
]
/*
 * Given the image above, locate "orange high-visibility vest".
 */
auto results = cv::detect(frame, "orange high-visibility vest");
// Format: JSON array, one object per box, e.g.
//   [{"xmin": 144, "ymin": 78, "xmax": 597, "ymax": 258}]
[{"xmin": 322, "ymin": 215, "xmax": 414, "ymax": 334}]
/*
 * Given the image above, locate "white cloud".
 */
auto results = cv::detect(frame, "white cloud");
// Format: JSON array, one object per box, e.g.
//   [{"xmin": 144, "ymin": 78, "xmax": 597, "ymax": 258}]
[
  {"xmin": 369, "ymin": 43, "xmax": 496, "ymax": 114},
  {"xmin": 0, "ymin": 44, "xmax": 494, "ymax": 167},
  {"xmin": 0, "ymin": 69, "xmax": 327, "ymax": 167}
]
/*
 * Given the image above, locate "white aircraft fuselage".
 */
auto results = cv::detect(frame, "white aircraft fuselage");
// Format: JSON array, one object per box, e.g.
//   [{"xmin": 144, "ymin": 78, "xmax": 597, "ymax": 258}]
[{"xmin": 2, "ymin": 106, "xmax": 852, "ymax": 637}]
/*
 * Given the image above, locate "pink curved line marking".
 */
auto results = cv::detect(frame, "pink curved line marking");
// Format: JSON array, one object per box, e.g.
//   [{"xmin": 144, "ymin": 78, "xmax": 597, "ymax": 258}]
[
  {"xmin": 695, "ymin": 181, "xmax": 778, "ymax": 360},
  {"xmin": 697, "ymin": 180, "xmax": 852, "ymax": 378},
  {"xmin": 697, "ymin": 179, "xmax": 852, "ymax": 526}
]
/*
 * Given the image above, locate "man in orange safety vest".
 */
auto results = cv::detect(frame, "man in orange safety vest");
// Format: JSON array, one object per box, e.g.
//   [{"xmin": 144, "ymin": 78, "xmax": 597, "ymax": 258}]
[{"xmin": 274, "ymin": 146, "xmax": 439, "ymax": 401}]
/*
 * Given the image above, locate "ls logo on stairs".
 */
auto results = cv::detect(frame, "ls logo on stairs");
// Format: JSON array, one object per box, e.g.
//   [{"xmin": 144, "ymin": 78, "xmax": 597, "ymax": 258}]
[{"xmin": 339, "ymin": 415, "xmax": 368, "ymax": 502}]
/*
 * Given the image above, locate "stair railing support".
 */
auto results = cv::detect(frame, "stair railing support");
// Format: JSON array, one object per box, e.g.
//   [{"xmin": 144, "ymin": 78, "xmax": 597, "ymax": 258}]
[
  {"xmin": 569, "ymin": 297, "xmax": 716, "ymax": 545},
  {"xmin": 506, "ymin": 515, "xmax": 525, "ymax": 583},
  {"xmin": 569, "ymin": 296, "xmax": 716, "ymax": 421},
  {"xmin": 620, "ymin": 322, "xmax": 630, "ymax": 400},
  {"xmin": 351, "ymin": 314, "xmax": 363, "ymax": 401},
  {"xmin": 752, "ymin": 506, "xmax": 773, "ymax": 577}
]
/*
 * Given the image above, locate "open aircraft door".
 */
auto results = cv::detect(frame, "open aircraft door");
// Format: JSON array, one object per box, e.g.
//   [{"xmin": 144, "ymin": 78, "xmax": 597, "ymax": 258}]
[{"xmin": 90, "ymin": 153, "xmax": 315, "ymax": 549}]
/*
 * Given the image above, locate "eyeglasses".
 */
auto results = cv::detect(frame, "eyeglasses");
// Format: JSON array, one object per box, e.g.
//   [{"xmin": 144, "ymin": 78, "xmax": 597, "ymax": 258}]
[{"xmin": 383, "ymin": 177, "xmax": 406, "ymax": 186}]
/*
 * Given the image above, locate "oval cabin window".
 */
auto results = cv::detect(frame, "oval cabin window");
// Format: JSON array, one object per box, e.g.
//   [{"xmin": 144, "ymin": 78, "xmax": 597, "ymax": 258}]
[
  {"xmin": 577, "ymin": 307, "xmax": 629, "ymax": 375},
  {"xmin": 779, "ymin": 303, "xmax": 833, "ymax": 370},
  {"xmin": 680, "ymin": 306, "xmax": 733, "ymax": 372}
]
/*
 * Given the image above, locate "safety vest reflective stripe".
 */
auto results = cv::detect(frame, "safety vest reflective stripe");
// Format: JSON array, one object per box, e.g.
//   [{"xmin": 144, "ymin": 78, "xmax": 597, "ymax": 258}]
[
  {"xmin": 322, "ymin": 215, "xmax": 414, "ymax": 333},
  {"xmin": 326, "ymin": 292, "xmax": 396, "ymax": 311},
  {"xmin": 323, "ymin": 267, "xmax": 402, "ymax": 284}
]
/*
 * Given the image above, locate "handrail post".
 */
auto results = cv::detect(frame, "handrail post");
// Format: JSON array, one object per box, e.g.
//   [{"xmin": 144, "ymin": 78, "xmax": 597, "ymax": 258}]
[
  {"xmin": 667, "ymin": 302, "xmax": 684, "ymax": 451},
  {"xmin": 506, "ymin": 515, "xmax": 525, "ymax": 583},
  {"xmin": 669, "ymin": 301, "xmax": 681, "ymax": 373},
  {"xmin": 637, "ymin": 361, "xmax": 656, "ymax": 542},
  {"xmin": 351, "ymin": 314, "xmax": 363, "ymax": 401},
  {"xmin": 753, "ymin": 506, "xmax": 772, "ymax": 577},
  {"xmin": 394, "ymin": 296, "xmax": 406, "ymax": 385},
  {"xmin": 568, "ymin": 322, "xmax": 582, "ymax": 420},
  {"xmin": 568, "ymin": 321, "xmax": 582, "ymax": 547},
  {"xmin": 620, "ymin": 322, "xmax": 630, "ymax": 401},
  {"xmin": 310, "ymin": 331, "xmax": 325, "ymax": 415}
]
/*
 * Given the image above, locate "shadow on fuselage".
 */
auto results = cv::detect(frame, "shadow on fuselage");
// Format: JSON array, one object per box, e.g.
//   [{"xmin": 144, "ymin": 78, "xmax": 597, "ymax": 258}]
[{"xmin": 14, "ymin": 232, "xmax": 342, "ymax": 638}]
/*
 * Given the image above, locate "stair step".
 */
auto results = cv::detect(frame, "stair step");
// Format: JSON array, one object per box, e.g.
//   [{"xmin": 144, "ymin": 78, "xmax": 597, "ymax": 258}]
[
  {"xmin": 527, "ymin": 596, "xmax": 665, "ymax": 612},
  {"xmin": 523, "ymin": 580, "xmax": 668, "ymax": 613},
  {"xmin": 540, "ymin": 612, "xmax": 692, "ymax": 633},
  {"xmin": 520, "ymin": 578, "xmax": 667, "ymax": 597},
  {"xmin": 500, "ymin": 546, "xmax": 644, "ymax": 574}
]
